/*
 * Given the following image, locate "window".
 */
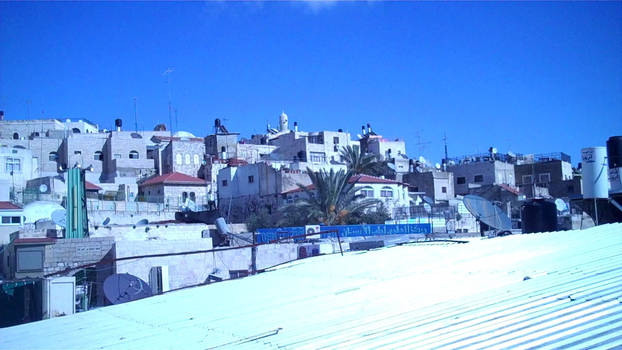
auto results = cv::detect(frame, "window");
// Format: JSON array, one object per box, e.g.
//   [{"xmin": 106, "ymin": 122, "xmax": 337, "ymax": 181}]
[
  {"xmin": 176, "ymin": 153, "xmax": 182, "ymax": 165},
  {"xmin": 72, "ymin": 128, "xmax": 80, "ymax": 134},
  {"xmin": 308, "ymin": 135, "xmax": 324, "ymax": 144},
  {"xmin": 182, "ymin": 192, "xmax": 188, "ymax": 201},
  {"xmin": 94, "ymin": 151, "xmax": 103, "ymax": 161},
  {"xmin": 74, "ymin": 151, "xmax": 81, "ymax": 155},
  {"xmin": 16, "ymin": 246, "xmax": 44, "ymax": 272},
  {"xmin": 380, "ymin": 186, "xmax": 393, "ymax": 198},
  {"xmin": 309, "ymin": 152, "xmax": 326, "ymax": 163},
  {"xmin": 1, "ymin": 217, "xmax": 10, "ymax": 224},
  {"xmin": 12, "ymin": 133, "xmax": 19, "ymax": 140},
  {"xmin": 193, "ymin": 154, "xmax": 200, "ymax": 165},
  {"xmin": 522, "ymin": 175, "xmax": 534, "ymax": 184},
  {"xmin": 129, "ymin": 150, "xmax": 139, "ymax": 159},
  {"xmin": 49, "ymin": 152, "xmax": 58, "ymax": 161},
  {"xmin": 359, "ymin": 188, "xmax": 374, "ymax": 198},
  {"xmin": 185, "ymin": 154, "xmax": 191, "ymax": 165},
  {"xmin": 222, "ymin": 179, "xmax": 228, "ymax": 186},
  {"xmin": 457, "ymin": 177, "xmax": 466, "ymax": 184},
  {"xmin": 442, "ymin": 186, "xmax": 447, "ymax": 193},
  {"xmin": 11, "ymin": 216, "xmax": 20, "ymax": 224},
  {"xmin": 248, "ymin": 175, "xmax": 254, "ymax": 183},
  {"xmin": 474, "ymin": 175, "xmax": 484, "ymax": 183},
  {"xmin": 333, "ymin": 137, "xmax": 340, "ymax": 144},
  {"xmin": 190, "ymin": 192, "xmax": 196, "ymax": 201},
  {"xmin": 6, "ymin": 157, "xmax": 21, "ymax": 173},
  {"xmin": 538, "ymin": 173, "xmax": 551, "ymax": 183},
  {"xmin": 114, "ymin": 153, "xmax": 122, "ymax": 159}
]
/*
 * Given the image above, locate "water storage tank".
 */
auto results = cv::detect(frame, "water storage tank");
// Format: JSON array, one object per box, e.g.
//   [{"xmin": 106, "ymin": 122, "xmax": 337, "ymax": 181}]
[
  {"xmin": 581, "ymin": 147, "xmax": 609, "ymax": 199},
  {"xmin": 521, "ymin": 199, "xmax": 558, "ymax": 234},
  {"xmin": 607, "ymin": 136, "xmax": 622, "ymax": 194}
]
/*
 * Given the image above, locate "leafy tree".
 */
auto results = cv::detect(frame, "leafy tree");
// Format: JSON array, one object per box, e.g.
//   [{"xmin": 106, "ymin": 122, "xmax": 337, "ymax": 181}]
[
  {"xmin": 279, "ymin": 168, "xmax": 379, "ymax": 225},
  {"xmin": 346, "ymin": 202, "xmax": 392, "ymax": 225},
  {"xmin": 246, "ymin": 209, "xmax": 276, "ymax": 232}
]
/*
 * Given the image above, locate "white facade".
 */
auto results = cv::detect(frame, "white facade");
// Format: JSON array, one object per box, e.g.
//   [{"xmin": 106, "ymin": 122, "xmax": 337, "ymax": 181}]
[{"xmin": 0, "ymin": 146, "xmax": 39, "ymax": 200}]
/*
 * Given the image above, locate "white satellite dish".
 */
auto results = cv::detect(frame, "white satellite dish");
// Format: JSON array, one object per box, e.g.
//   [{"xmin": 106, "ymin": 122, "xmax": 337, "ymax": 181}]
[
  {"xmin": 357, "ymin": 134, "xmax": 362, "ymax": 139},
  {"xmin": 435, "ymin": 163, "xmax": 441, "ymax": 169},
  {"xmin": 51, "ymin": 209, "xmax": 66, "ymax": 228},
  {"xmin": 555, "ymin": 198, "xmax": 568, "ymax": 212},
  {"xmin": 423, "ymin": 203, "xmax": 432, "ymax": 214},
  {"xmin": 418, "ymin": 156, "xmax": 427, "ymax": 164},
  {"xmin": 39, "ymin": 184, "xmax": 48, "ymax": 193}
]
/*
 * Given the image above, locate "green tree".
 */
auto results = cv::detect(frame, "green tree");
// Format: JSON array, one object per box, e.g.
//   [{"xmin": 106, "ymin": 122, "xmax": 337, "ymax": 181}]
[
  {"xmin": 346, "ymin": 202, "xmax": 392, "ymax": 225},
  {"xmin": 340, "ymin": 145, "xmax": 379, "ymax": 175},
  {"xmin": 246, "ymin": 209, "xmax": 276, "ymax": 232},
  {"xmin": 279, "ymin": 168, "xmax": 379, "ymax": 225}
]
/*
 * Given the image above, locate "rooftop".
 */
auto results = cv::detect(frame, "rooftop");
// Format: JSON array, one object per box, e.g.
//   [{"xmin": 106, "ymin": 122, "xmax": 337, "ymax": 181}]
[
  {"xmin": 140, "ymin": 172, "xmax": 206, "ymax": 186},
  {"xmin": 2, "ymin": 223, "xmax": 620, "ymax": 349},
  {"xmin": 0, "ymin": 201, "xmax": 21, "ymax": 210}
]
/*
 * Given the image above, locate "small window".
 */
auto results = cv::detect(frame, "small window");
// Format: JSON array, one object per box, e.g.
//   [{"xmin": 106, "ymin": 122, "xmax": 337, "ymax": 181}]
[
  {"xmin": 49, "ymin": 152, "xmax": 58, "ymax": 161},
  {"xmin": 176, "ymin": 153, "xmax": 182, "ymax": 165},
  {"xmin": 12, "ymin": 133, "xmax": 19, "ymax": 140},
  {"xmin": 248, "ymin": 175, "xmax": 254, "ymax": 183},
  {"xmin": 185, "ymin": 154, "xmax": 191, "ymax": 165},
  {"xmin": 129, "ymin": 150, "xmax": 139, "ymax": 159},
  {"xmin": 442, "ymin": 187, "xmax": 447, "ymax": 193},
  {"xmin": 474, "ymin": 175, "xmax": 484, "ymax": 183},
  {"xmin": 380, "ymin": 186, "xmax": 393, "ymax": 198},
  {"xmin": 74, "ymin": 151, "xmax": 81, "ymax": 155},
  {"xmin": 5, "ymin": 157, "xmax": 21, "ymax": 173},
  {"xmin": 11, "ymin": 216, "xmax": 20, "ymax": 224},
  {"xmin": 333, "ymin": 137, "xmax": 339, "ymax": 144},
  {"xmin": 94, "ymin": 151, "xmax": 103, "ymax": 161},
  {"xmin": 221, "ymin": 146, "xmax": 226, "ymax": 153},
  {"xmin": 1, "ymin": 217, "xmax": 9, "ymax": 224},
  {"xmin": 457, "ymin": 177, "xmax": 466, "ymax": 184},
  {"xmin": 222, "ymin": 179, "xmax": 228, "ymax": 186},
  {"xmin": 193, "ymin": 154, "xmax": 200, "ymax": 165},
  {"xmin": 522, "ymin": 175, "xmax": 534, "ymax": 184},
  {"xmin": 72, "ymin": 128, "xmax": 80, "ymax": 134},
  {"xmin": 359, "ymin": 188, "xmax": 374, "ymax": 198},
  {"xmin": 538, "ymin": 173, "xmax": 551, "ymax": 183}
]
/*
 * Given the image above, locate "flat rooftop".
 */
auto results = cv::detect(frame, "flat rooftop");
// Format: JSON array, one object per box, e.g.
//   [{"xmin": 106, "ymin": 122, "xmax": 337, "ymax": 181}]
[{"xmin": 2, "ymin": 223, "xmax": 621, "ymax": 349}]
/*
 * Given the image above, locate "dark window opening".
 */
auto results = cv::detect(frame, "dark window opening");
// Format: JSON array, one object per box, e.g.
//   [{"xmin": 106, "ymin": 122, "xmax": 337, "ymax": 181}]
[
  {"xmin": 248, "ymin": 175, "xmax": 254, "ymax": 183},
  {"xmin": 474, "ymin": 175, "xmax": 484, "ymax": 183},
  {"xmin": 457, "ymin": 177, "xmax": 466, "ymax": 184}
]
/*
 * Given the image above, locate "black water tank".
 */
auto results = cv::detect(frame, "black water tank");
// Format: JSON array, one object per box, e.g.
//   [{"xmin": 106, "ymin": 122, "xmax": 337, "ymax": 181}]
[
  {"xmin": 115, "ymin": 118, "xmax": 122, "ymax": 128},
  {"xmin": 521, "ymin": 199, "xmax": 558, "ymax": 234},
  {"xmin": 607, "ymin": 136, "xmax": 622, "ymax": 169}
]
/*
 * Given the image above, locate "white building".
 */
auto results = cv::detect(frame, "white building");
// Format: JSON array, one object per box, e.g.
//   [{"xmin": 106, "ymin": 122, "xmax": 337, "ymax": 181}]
[{"xmin": 0, "ymin": 146, "xmax": 40, "ymax": 200}]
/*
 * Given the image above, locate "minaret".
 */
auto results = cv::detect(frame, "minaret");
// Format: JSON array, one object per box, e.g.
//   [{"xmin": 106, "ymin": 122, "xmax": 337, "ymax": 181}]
[{"xmin": 279, "ymin": 111, "xmax": 289, "ymax": 132}]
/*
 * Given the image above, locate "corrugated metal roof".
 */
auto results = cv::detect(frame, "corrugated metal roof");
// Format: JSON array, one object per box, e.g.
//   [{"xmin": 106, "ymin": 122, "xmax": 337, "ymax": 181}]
[{"xmin": 1, "ymin": 223, "xmax": 621, "ymax": 350}]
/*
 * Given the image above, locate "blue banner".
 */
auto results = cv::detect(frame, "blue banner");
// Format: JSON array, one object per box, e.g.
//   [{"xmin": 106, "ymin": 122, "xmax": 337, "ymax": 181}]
[{"xmin": 256, "ymin": 223, "xmax": 431, "ymax": 244}]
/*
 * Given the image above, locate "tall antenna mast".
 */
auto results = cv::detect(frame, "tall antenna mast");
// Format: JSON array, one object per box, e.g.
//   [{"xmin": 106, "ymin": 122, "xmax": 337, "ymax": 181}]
[
  {"xmin": 162, "ymin": 67, "xmax": 175, "ymax": 134},
  {"xmin": 133, "ymin": 97, "xmax": 138, "ymax": 132},
  {"xmin": 443, "ymin": 132, "xmax": 448, "ymax": 171}
]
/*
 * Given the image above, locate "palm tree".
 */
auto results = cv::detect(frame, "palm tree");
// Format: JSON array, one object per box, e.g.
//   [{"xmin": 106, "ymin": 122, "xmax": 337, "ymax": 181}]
[
  {"xmin": 279, "ymin": 168, "xmax": 379, "ymax": 225},
  {"xmin": 340, "ymin": 145, "xmax": 379, "ymax": 175}
]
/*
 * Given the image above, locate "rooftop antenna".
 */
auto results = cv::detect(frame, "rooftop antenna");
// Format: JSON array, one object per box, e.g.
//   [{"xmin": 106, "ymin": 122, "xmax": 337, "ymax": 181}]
[
  {"xmin": 174, "ymin": 108, "xmax": 179, "ymax": 131},
  {"xmin": 415, "ymin": 131, "xmax": 431, "ymax": 155},
  {"xmin": 443, "ymin": 132, "xmax": 448, "ymax": 171},
  {"xmin": 162, "ymin": 67, "xmax": 175, "ymax": 134},
  {"xmin": 133, "ymin": 97, "xmax": 138, "ymax": 132}
]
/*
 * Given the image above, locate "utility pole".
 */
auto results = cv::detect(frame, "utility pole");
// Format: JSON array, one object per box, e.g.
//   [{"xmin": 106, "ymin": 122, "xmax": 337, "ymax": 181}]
[
  {"xmin": 133, "ymin": 97, "xmax": 138, "ymax": 132},
  {"xmin": 163, "ymin": 68, "xmax": 174, "ymax": 133}
]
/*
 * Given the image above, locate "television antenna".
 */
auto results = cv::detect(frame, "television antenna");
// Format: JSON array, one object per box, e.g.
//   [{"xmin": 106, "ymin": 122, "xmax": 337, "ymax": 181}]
[{"xmin": 162, "ymin": 67, "xmax": 175, "ymax": 133}]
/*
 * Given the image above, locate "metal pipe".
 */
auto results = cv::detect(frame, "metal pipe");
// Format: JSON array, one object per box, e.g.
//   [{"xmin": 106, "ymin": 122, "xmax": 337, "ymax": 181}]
[{"xmin": 609, "ymin": 198, "xmax": 622, "ymax": 213}]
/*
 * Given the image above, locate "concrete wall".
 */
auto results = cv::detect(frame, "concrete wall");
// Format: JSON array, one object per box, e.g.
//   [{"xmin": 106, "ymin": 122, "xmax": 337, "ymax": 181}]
[
  {"xmin": 448, "ymin": 161, "xmax": 515, "ymax": 195},
  {"xmin": 90, "ymin": 223, "xmax": 208, "ymax": 241},
  {"xmin": 0, "ymin": 119, "xmax": 65, "ymax": 140},
  {"xmin": 403, "ymin": 171, "xmax": 455, "ymax": 203},
  {"xmin": 515, "ymin": 160, "xmax": 577, "ymax": 198}
]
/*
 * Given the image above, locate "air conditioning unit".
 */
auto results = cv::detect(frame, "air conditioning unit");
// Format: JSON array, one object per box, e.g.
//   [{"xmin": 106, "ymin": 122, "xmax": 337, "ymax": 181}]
[
  {"xmin": 149, "ymin": 266, "xmax": 170, "ymax": 295},
  {"xmin": 304, "ymin": 225, "xmax": 321, "ymax": 239}
]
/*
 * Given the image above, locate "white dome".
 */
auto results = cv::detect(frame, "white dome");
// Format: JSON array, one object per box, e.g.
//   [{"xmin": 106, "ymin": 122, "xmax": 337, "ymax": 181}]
[
  {"xmin": 22, "ymin": 201, "xmax": 64, "ymax": 223},
  {"xmin": 173, "ymin": 131, "xmax": 196, "ymax": 138}
]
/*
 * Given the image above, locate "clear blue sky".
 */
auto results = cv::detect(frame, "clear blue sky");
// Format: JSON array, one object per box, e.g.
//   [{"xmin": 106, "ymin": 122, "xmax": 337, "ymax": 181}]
[{"xmin": 1, "ymin": 1, "xmax": 620, "ymax": 165}]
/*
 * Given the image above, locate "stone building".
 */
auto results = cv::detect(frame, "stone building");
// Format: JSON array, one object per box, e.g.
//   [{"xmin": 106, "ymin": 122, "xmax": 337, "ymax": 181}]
[
  {"xmin": 447, "ymin": 159, "xmax": 516, "ymax": 195},
  {"xmin": 402, "ymin": 170, "xmax": 455, "ymax": 203},
  {"xmin": 514, "ymin": 153, "xmax": 581, "ymax": 198},
  {"xmin": 138, "ymin": 172, "xmax": 208, "ymax": 209},
  {"xmin": 158, "ymin": 133, "xmax": 206, "ymax": 178},
  {"xmin": 0, "ymin": 147, "xmax": 40, "ymax": 200}
]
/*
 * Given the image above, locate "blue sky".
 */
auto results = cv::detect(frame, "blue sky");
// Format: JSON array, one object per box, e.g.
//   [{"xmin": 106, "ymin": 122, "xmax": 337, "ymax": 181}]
[{"xmin": 1, "ymin": 1, "xmax": 620, "ymax": 165}]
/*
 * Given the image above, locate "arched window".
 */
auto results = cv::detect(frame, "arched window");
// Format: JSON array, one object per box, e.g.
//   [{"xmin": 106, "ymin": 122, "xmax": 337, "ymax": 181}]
[
  {"xmin": 94, "ymin": 151, "xmax": 103, "ymax": 161},
  {"xmin": 185, "ymin": 154, "xmax": 191, "ymax": 165},
  {"xmin": 189, "ymin": 192, "xmax": 196, "ymax": 202},
  {"xmin": 129, "ymin": 150, "xmax": 139, "ymax": 159},
  {"xmin": 12, "ymin": 133, "xmax": 19, "ymax": 140},
  {"xmin": 193, "ymin": 154, "xmax": 200, "ymax": 165},
  {"xmin": 220, "ymin": 146, "xmax": 226, "ymax": 153},
  {"xmin": 49, "ymin": 151, "xmax": 58, "ymax": 161},
  {"xmin": 380, "ymin": 186, "xmax": 393, "ymax": 198},
  {"xmin": 182, "ymin": 192, "xmax": 188, "ymax": 202},
  {"xmin": 175, "ymin": 153, "xmax": 182, "ymax": 165},
  {"xmin": 72, "ymin": 128, "xmax": 80, "ymax": 134}
]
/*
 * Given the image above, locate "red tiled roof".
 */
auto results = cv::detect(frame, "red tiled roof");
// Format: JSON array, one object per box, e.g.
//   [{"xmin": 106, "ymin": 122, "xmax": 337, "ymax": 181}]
[
  {"xmin": 0, "ymin": 201, "xmax": 21, "ymax": 210},
  {"xmin": 499, "ymin": 183, "xmax": 520, "ymax": 195},
  {"xmin": 13, "ymin": 238, "xmax": 56, "ymax": 245},
  {"xmin": 140, "ymin": 172, "xmax": 206, "ymax": 186},
  {"xmin": 85, "ymin": 181, "xmax": 102, "ymax": 191}
]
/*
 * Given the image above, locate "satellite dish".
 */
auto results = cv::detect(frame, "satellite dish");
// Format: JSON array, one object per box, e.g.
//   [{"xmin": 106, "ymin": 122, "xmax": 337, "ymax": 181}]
[
  {"xmin": 423, "ymin": 203, "xmax": 432, "ymax": 214},
  {"xmin": 422, "ymin": 195, "xmax": 434, "ymax": 206},
  {"xmin": 357, "ymin": 134, "xmax": 362, "ymax": 139},
  {"xmin": 507, "ymin": 151, "xmax": 516, "ymax": 158},
  {"xmin": 102, "ymin": 217, "xmax": 111, "ymax": 226},
  {"xmin": 51, "ymin": 209, "xmax": 66, "ymax": 228},
  {"xmin": 435, "ymin": 163, "xmax": 441, "ymax": 169},
  {"xmin": 103, "ymin": 273, "xmax": 152, "ymax": 305},
  {"xmin": 136, "ymin": 218, "xmax": 149, "ymax": 226},
  {"xmin": 39, "ymin": 184, "xmax": 48, "ymax": 193},
  {"xmin": 463, "ymin": 195, "xmax": 512, "ymax": 231},
  {"xmin": 555, "ymin": 198, "xmax": 568, "ymax": 212},
  {"xmin": 418, "ymin": 156, "xmax": 426, "ymax": 164}
]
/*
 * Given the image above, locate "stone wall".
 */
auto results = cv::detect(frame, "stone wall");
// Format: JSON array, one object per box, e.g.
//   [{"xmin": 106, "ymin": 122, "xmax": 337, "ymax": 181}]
[{"xmin": 43, "ymin": 237, "xmax": 115, "ymax": 276}]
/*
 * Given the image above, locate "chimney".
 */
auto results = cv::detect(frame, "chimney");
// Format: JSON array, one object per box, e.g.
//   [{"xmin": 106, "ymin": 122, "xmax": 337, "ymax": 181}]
[
  {"xmin": 115, "ymin": 118, "xmax": 122, "ymax": 132},
  {"xmin": 294, "ymin": 121, "xmax": 298, "ymax": 132},
  {"xmin": 0, "ymin": 110, "xmax": 4, "ymax": 121}
]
